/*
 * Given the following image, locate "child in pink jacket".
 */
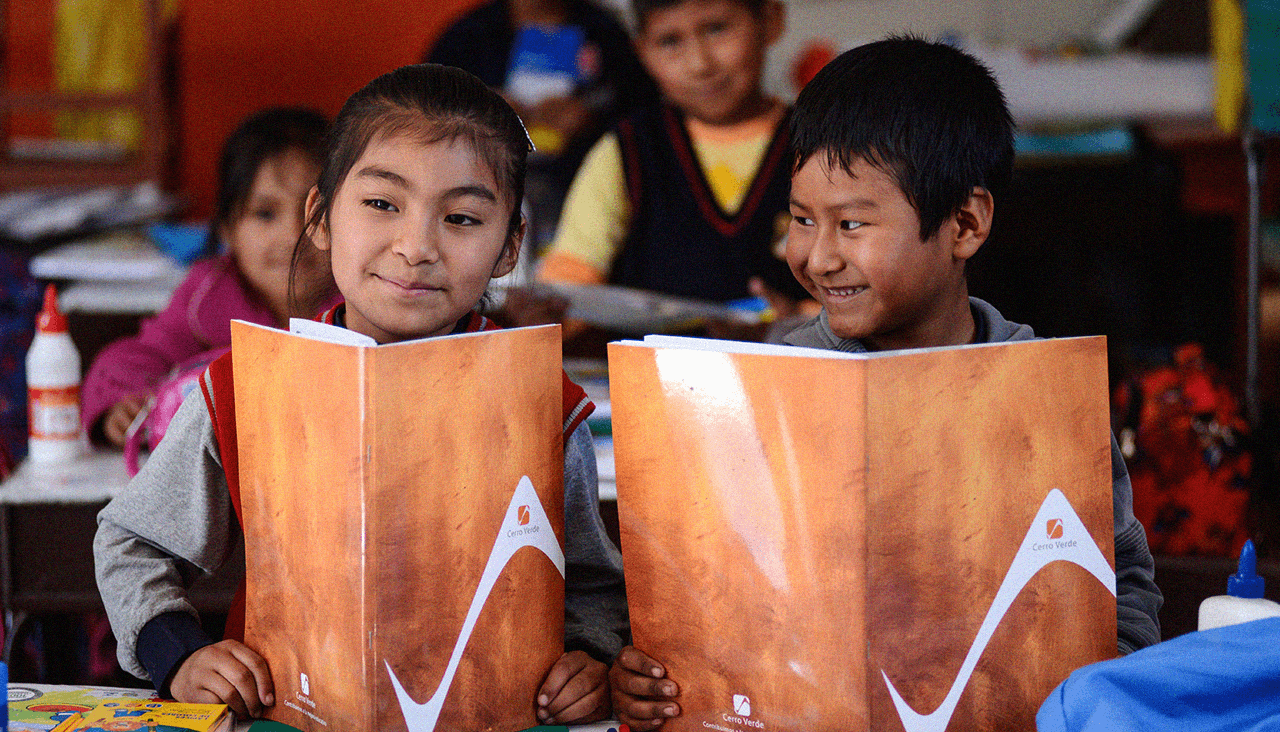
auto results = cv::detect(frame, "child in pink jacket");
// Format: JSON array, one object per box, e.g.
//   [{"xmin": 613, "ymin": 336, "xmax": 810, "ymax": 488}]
[{"xmin": 83, "ymin": 108, "xmax": 328, "ymax": 446}]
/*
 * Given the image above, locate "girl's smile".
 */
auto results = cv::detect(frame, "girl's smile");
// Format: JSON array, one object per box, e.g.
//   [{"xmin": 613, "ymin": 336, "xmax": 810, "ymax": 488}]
[{"xmin": 307, "ymin": 130, "xmax": 520, "ymax": 344}]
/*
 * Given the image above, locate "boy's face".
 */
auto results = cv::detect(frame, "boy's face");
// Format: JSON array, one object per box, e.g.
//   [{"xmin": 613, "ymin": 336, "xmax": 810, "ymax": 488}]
[
  {"xmin": 787, "ymin": 154, "xmax": 973, "ymax": 351},
  {"xmin": 635, "ymin": 0, "xmax": 781, "ymax": 126}
]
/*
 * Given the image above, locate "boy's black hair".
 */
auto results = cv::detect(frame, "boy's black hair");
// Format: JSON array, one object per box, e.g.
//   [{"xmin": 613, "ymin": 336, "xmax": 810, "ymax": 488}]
[
  {"xmin": 791, "ymin": 36, "xmax": 1015, "ymax": 241},
  {"xmin": 633, "ymin": 0, "xmax": 768, "ymax": 29},
  {"xmin": 208, "ymin": 107, "xmax": 328, "ymax": 256}
]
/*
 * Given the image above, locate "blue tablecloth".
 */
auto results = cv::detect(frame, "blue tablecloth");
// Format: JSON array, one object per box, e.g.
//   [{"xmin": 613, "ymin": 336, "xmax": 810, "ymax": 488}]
[{"xmin": 1038, "ymin": 617, "xmax": 1280, "ymax": 731}]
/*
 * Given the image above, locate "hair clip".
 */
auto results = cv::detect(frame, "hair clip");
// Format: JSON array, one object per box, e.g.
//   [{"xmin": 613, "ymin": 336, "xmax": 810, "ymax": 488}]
[{"xmin": 514, "ymin": 113, "xmax": 536, "ymax": 153}]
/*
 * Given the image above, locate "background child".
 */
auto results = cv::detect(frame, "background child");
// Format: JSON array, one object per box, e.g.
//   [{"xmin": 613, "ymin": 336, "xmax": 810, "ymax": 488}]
[
  {"xmin": 536, "ymin": 0, "xmax": 809, "ymax": 308},
  {"xmin": 94, "ymin": 63, "xmax": 626, "ymax": 725},
  {"xmin": 82, "ymin": 107, "xmax": 328, "ymax": 447},
  {"xmin": 425, "ymin": 0, "xmax": 658, "ymax": 247},
  {"xmin": 609, "ymin": 36, "xmax": 1164, "ymax": 729}
]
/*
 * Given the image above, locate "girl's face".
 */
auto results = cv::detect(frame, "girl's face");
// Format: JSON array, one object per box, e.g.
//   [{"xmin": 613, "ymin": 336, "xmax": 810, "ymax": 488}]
[
  {"xmin": 223, "ymin": 148, "xmax": 321, "ymax": 322},
  {"xmin": 309, "ymin": 131, "xmax": 520, "ymax": 344}
]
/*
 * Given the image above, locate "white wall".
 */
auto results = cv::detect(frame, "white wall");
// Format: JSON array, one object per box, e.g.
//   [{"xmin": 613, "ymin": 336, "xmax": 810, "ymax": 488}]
[{"xmin": 766, "ymin": 0, "xmax": 1116, "ymax": 98}]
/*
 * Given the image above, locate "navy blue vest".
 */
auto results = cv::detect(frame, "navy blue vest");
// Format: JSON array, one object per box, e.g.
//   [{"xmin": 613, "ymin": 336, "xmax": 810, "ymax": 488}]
[{"xmin": 610, "ymin": 105, "xmax": 808, "ymax": 303}]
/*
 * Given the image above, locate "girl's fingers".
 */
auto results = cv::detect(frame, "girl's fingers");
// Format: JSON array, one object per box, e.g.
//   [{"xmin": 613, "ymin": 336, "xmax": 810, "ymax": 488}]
[
  {"xmin": 228, "ymin": 643, "xmax": 275, "ymax": 708},
  {"xmin": 203, "ymin": 670, "xmax": 251, "ymax": 719}
]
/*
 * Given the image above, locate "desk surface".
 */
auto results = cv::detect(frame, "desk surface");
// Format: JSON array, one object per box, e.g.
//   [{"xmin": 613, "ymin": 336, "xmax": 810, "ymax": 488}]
[
  {"xmin": 7, "ymin": 684, "xmax": 626, "ymax": 732},
  {"xmin": 0, "ymin": 451, "xmax": 130, "ymax": 505}
]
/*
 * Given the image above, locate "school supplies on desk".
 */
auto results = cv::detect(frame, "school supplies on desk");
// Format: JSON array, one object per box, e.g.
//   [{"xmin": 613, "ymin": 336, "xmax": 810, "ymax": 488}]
[
  {"xmin": 7, "ymin": 684, "xmax": 156, "ymax": 732},
  {"xmin": 608, "ymin": 335, "xmax": 1118, "ymax": 732},
  {"xmin": 48, "ymin": 699, "xmax": 230, "ymax": 732},
  {"xmin": 232, "ymin": 320, "xmax": 566, "ymax": 732}
]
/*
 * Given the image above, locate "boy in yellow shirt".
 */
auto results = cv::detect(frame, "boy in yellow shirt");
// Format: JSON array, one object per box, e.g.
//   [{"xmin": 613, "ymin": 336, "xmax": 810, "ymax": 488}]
[{"xmin": 537, "ymin": 0, "xmax": 809, "ymax": 308}]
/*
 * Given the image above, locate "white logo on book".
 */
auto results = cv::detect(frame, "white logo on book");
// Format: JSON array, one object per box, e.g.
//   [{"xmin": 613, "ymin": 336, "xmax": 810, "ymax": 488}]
[
  {"xmin": 299, "ymin": 672, "xmax": 309, "ymax": 696},
  {"xmin": 385, "ymin": 476, "xmax": 565, "ymax": 732},
  {"xmin": 733, "ymin": 694, "xmax": 752, "ymax": 717},
  {"xmin": 881, "ymin": 489, "xmax": 1116, "ymax": 732}
]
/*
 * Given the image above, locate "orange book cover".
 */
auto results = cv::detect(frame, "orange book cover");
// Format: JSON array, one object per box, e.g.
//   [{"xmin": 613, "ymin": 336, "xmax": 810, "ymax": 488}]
[
  {"xmin": 231, "ymin": 320, "xmax": 566, "ymax": 732},
  {"xmin": 608, "ymin": 335, "xmax": 1117, "ymax": 732}
]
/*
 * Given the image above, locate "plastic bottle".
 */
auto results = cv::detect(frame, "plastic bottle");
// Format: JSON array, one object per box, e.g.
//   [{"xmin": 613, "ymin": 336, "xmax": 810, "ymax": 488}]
[
  {"xmin": 26, "ymin": 283, "xmax": 82, "ymax": 462},
  {"xmin": 1198, "ymin": 540, "xmax": 1280, "ymax": 631}
]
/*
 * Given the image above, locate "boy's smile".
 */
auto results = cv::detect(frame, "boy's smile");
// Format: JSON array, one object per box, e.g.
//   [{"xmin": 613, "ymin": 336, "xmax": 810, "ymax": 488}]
[
  {"xmin": 635, "ymin": 0, "xmax": 782, "ymax": 127},
  {"xmin": 787, "ymin": 154, "xmax": 978, "ymax": 351},
  {"xmin": 308, "ymin": 131, "xmax": 519, "ymax": 344}
]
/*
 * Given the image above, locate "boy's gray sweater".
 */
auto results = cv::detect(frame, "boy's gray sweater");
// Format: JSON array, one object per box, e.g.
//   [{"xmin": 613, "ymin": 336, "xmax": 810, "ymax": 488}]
[
  {"xmin": 95, "ymin": 389, "xmax": 629, "ymax": 686},
  {"xmin": 783, "ymin": 297, "xmax": 1163, "ymax": 654}
]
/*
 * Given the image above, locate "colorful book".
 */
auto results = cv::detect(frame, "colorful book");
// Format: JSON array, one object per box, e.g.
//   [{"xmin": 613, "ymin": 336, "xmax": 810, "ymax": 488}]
[
  {"xmin": 232, "ymin": 320, "xmax": 567, "ymax": 732},
  {"xmin": 8, "ymin": 685, "xmax": 156, "ymax": 732},
  {"xmin": 607, "ymin": 335, "xmax": 1118, "ymax": 732},
  {"xmin": 48, "ymin": 699, "xmax": 230, "ymax": 732}
]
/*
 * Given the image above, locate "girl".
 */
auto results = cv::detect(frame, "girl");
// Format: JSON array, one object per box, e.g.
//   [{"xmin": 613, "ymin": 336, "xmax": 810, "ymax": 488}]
[
  {"xmin": 94, "ymin": 64, "xmax": 626, "ymax": 726},
  {"xmin": 82, "ymin": 107, "xmax": 328, "ymax": 447}
]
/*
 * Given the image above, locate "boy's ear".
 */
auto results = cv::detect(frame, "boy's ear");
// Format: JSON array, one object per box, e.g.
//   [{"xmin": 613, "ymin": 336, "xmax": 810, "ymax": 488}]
[
  {"xmin": 304, "ymin": 186, "xmax": 329, "ymax": 251},
  {"xmin": 951, "ymin": 186, "xmax": 994, "ymax": 261},
  {"xmin": 763, "ymin": 0, "xmax": 786, "ymax": 46},
  {"xmin": 492, "ymin": 217, "xmax": 525, "ymax": 279}
]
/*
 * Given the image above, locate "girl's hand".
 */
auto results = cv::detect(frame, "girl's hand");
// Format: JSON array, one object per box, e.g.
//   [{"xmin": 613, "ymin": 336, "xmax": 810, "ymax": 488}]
[
  {"xmin": 169, "ymin": 639, "xmax": 275, "ymax": 719},
  {"xmin": 609, "ymin": 645, "xmax": 680, "ymax": 730},
  {"xmin": 536, "ymin": 650, "xmax": 609, "ymax": 725},
  {"xmin": 103, "ymin": 394, "xmax": 148, "ymax": 447}
]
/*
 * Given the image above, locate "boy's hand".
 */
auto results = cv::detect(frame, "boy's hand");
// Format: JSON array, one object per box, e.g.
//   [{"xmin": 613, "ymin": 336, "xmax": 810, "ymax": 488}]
[
  {"xmin": 169, "ymin": 639, "xmax": 274, "ymax": 719},
  {"xmin": 103, "ymin": 394, "xmax": 148, "ymax": 447},
  {"xmin": 536, "ymin": 650, "xmax": 609, "ymax": 725},
  {"xmin": 610, "ymin": 646, "xmax": 680, "ymax": 730}
]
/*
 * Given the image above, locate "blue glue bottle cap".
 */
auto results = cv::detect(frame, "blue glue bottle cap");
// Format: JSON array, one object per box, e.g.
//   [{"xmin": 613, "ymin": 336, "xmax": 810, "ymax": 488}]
[{"xmin": 1228, "ymin": 539, "xmax": 1266, "ymax": 599}]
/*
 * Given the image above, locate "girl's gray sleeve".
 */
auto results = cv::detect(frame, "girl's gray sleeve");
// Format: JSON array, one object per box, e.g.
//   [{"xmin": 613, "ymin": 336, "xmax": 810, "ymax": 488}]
[
  {"xmin": 563, "ymin": 422, "xmax": 630, "ymax": 662},
  {"xmin": 94, "ymin": 387, "xmax": 240, "ymax": 679},
  {"xmin": 1111, "ymin": 435, "xmax": 1163, "ymax": 654}
]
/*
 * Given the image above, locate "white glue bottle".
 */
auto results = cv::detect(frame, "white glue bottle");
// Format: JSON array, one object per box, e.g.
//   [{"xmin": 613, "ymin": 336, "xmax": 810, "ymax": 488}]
[
  {"xmin": 1198, "ymin": 539, "xmax": 1280, "ymax": 631},
  {"xmin": 26, "ymin": 283, "xmax": 82, "ymax": 462}
]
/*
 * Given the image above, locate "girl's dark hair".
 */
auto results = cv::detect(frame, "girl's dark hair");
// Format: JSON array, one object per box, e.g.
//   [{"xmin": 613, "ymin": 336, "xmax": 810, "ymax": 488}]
[
  {"xmin": 290, "ymin": 63, "xmax": 531, "ymax": 315},
  {"xmin": 207, "ymin": 107, "xmax": 328, "ymax": 255},
  {"xmin": 791, "ymin": 36, "xmax": 1015, "ymax": 241}
]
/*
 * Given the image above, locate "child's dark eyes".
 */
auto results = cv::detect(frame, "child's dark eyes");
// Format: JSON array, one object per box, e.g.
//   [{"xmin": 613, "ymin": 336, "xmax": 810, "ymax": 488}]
[
  {"xmin": 363, "ymin": 198, "xmax": 398, "ymax": 213},
  {"xmin": 791, "ymin": 214, "xmax": 813, "ymax": 227},
  {"xmin": 444, "ymin": 213, "xmax": 481, "ymax": 226},
  {"xmin": 251, "ymin": 208, "xmax": 276, "ymax": 222},
  {"xmin": 654, "ymin": 33, "xmax": 681, "ymax": 49},
  {"xmin": 840, "ymin": 220, "xmax": 863, "ymax": 231},
  {"xmin": 702, "ymin": 21, "xmax": 728, "ymax": 36}
]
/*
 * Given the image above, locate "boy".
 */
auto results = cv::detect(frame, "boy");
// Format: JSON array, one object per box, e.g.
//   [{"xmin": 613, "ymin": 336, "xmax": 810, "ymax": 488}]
[
  {"xmin": 536, "ymin": 0, "xmax": 810, "ymax": 307},
  {"xmin": 609, "ymin": 37, "xmax": 1163, "ymax": 729}
]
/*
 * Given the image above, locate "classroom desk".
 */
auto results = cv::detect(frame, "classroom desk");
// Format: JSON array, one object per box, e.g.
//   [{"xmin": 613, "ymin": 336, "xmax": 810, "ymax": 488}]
[{"xmin": 0, "ymin": 451, "xmax": 239, "ymax": 665}]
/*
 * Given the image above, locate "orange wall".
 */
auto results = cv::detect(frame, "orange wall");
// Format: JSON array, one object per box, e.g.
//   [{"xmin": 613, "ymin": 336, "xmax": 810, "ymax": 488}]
[
  {"xmin": 6, "ymin": 0, "xmax": 56, "ymax": 136},
  {"xmin": 178, "ymin": 0, "xmax": 484, "ymax": 219}
]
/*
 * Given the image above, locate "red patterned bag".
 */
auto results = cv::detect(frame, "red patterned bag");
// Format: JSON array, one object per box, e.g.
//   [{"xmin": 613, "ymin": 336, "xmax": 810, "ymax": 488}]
[{"xmin": 1114, "ymin": 344, "xmax": 1251, "ymax": 556}]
